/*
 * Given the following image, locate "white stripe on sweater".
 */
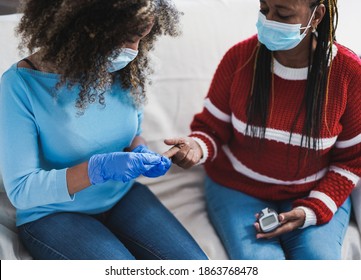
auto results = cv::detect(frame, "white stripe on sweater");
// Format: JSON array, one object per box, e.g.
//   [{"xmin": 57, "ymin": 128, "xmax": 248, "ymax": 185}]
[
  {"xmin": 335, "ymin": 133, "xmax": 361, "ymax": 149},
  {"xmin": 231, "ymin": 114, "xmax": 337, "ymax": 150},
  {"xmin": 204, "ymin": 98, "xmax": 231, "ymax": 123},
  {"xmin": 309, "ymin": 190, "xmax": 338, "ymax": 214},
  {"xmin": 329, "ymin": 166, "xmax": 360, "ymax": 185},
  {"xmin": 222, "ymin": 145, "xmax": 327, "ymax": 185}
]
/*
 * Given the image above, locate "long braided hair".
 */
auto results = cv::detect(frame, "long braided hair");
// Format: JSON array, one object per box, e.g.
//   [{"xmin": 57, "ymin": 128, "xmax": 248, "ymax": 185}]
[{"xmin": 246, "ymin": 0, "xmax": 338, "ymax": 153}]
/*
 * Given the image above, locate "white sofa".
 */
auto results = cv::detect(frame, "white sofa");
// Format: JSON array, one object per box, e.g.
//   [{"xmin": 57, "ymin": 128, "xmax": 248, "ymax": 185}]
[{"xmin": 0, "ymin": 0, "xmax": 360, "ymax": 260}]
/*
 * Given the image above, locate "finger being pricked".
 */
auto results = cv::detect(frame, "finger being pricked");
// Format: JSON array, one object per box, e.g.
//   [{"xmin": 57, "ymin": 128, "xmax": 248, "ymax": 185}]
[
  {"xmin": 163, "ymin": 138, "xmax": 191, "ymax": 160},
  {"xmin": 162, "ymin": 145, "xmax": 181, "ymax": 159}
]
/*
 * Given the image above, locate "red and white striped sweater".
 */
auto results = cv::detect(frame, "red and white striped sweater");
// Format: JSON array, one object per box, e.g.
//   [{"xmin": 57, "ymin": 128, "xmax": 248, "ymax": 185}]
[{"xmin": 190, "ymin": 35, "xmax": 361, "ymax": 227}]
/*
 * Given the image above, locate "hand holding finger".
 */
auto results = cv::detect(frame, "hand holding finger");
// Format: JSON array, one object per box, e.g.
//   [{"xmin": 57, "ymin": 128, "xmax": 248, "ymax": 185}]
[
  {"xmin": 143, "ymin": 156, "xmax": 172, "ymax": 178},
  {"xmin": 163, "ymin": 137, "xmax": 203, "ymax": 169}
]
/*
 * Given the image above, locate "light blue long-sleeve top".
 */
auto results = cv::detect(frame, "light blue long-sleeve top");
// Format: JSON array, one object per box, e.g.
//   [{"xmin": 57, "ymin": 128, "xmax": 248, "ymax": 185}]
[{"xmin": 0, "ymin": 64, "xmax": 143, "ymax": 226}]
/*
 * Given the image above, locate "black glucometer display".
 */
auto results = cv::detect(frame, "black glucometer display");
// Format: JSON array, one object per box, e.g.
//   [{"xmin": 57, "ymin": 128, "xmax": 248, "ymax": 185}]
[{"xmin": 257, "ymin": 207, "xmax": 280, "ymax": 233}]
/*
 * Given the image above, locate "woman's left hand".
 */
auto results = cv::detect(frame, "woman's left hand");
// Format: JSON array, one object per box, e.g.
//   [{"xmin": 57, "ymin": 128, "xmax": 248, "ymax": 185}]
[
  {"xmin": 254, "ymin": 208, "xmax": 306, "ymax": 239},
  {"xmin": 163, "ymin": 137, "xmax": 203, "ymax": 169}
]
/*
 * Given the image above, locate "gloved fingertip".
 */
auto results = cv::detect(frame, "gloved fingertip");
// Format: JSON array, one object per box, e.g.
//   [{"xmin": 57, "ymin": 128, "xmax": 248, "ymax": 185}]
[
  {"xmin": 141, "ymin": 153, "xmax": 162, "ymax": 164},
  {"xmin": 161, "ymin": 155, "xmax": 172, "ymax": 164},
  {"xmin": 132, "ymin": 144, "xmax": 147, "ymax": 153}
]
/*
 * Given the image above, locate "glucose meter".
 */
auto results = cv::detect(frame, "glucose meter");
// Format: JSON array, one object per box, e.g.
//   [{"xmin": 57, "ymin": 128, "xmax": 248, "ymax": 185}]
[{"xmin": 257, "ymin": 207, "xmax": 280, "ymax": 233}]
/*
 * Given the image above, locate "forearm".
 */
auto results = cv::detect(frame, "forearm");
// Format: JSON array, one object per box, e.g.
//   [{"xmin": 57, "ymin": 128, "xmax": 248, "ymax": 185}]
[
  {"xmin": 124, "ymin": 135, "xmax": 147, "ymax": 152},
  {"xmin": 66, "ymin": 161, "xmax": 91, "ymax": 195},
  {"xmin": 293, "ymin": 172, "xmax": 355, "ymax": 225}
]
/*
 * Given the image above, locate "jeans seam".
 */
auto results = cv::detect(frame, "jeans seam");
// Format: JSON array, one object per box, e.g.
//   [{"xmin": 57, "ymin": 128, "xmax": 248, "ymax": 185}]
[
  {"xmin": 204, "ymin": 192, "xmax": 236, "ymax": 258},
  {"xmin": 113, "ymin": 231, "xmax": 165, "ymax": 260},
  {"xmin": 21, "ymin": 225, "xmax": 69, "ymax": 260}
]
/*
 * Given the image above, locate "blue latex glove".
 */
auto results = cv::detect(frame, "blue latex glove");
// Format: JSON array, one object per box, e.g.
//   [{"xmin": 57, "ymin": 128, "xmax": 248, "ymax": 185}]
[
  {"xmin": 88, "ymin": 151, "xmax": 162, "ymax": 185},
  {"xmin": 132, "ymin": 145, "xmax": 172, "ymax": 178}
]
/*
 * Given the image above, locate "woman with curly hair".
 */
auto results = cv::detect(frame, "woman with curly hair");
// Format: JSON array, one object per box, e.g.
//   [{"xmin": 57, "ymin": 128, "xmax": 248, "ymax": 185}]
[
  {"xmin": 0, "ymin": 0, "xmax": 208, "ymax": 260},
  {"xmin": 165, "ymin": 0, "xmax": 361, "ymax": 259}
]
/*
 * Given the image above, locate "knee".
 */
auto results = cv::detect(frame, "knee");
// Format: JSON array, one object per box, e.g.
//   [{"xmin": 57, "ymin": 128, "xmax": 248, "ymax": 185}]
[
  {"xmin": 289, "ymin": 244, "xmax": 341, "ymax": 260},
  {"xmin": 227, "ymin": 242, "xmax": 285, "ymax": 260},
  {"xmin": 285, "ymin": 235, "xmax": 342, "ymax": 260}
]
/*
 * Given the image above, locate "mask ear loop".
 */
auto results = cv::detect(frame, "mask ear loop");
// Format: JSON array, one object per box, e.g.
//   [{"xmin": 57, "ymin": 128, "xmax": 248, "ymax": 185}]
[{"xmin": 300, "ymin": 6, "xmax": 318, "ymax": 37}]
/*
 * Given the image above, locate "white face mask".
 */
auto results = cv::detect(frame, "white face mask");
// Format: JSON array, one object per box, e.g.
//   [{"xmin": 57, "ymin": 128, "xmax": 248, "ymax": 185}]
[
  {"xmin": 256, "ymin": 7, "xmax": 317, "ymax": 51},
  {"xmin": 107, "ymin": 48, "xmax": 138, "ymax": 72}
]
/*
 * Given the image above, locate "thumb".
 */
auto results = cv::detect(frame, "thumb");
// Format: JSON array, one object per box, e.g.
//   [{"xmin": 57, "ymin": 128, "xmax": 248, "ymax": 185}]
[
  {"xmin": 164, "ymin": 137, "xmax": 187, "ymax": 146},
  {"xmin": 278, "ymin": 212, "xmax": 295, "ymax": 224},
  {"xmin": 160, "ymin": 156, "xmax": 172, "ymax": 168},
  {"xmin": 279, "ymin": 214, "xmax": 286, "ymax": 224}
]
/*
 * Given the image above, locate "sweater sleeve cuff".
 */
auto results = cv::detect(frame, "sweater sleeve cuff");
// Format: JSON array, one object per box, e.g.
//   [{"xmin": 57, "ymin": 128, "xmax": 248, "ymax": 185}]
[
  {"xmin": 56, "ymin": 168, "xmax": 75, "ymax": 201},
  {"xmin": 296, "ymin": 206, "xmax": 317, "ymax": 229},
  {"xmin": 190, "ymin": 131, "xmax": 217, "ymax": 162},
  {"xmin": 191, "ymin": 136, "xmax": 208, "ymax": 165}
]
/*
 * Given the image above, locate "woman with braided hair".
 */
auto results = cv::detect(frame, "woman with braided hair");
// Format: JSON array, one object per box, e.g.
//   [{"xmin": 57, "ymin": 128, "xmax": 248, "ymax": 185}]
[
  {"xmin": 0, "ymin": 0, "xmax": 208, "ymax": 260},
  {"xmin": 165, "ymin": 0, "xmax": 361, "ymax": 259}
]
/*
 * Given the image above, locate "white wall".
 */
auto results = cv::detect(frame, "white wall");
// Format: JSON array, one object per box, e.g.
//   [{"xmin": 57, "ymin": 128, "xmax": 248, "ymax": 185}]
[
  {"xmin": 0, "ymin": 0, "xmax": 359, "ymax": 77},
  {"xmin": 0, "ymin": 13, "xmax": 22, "ymax": 76},
  {"xmin": 337, "ymin": 0, "xmax": 361, "ymax": 55}
]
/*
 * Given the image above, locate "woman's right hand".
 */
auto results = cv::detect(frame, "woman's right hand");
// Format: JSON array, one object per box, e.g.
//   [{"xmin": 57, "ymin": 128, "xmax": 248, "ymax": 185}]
[
  {"xmin": 163, "ymin": 137, "xmax": 203, "ymax": 169},
  {"xmin": 88, "ymin": 151, "xmax": 162, "ymax": 185}
]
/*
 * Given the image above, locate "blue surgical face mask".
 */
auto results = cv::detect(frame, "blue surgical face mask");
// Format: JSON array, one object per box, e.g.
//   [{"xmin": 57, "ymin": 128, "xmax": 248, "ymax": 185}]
[
  {"xmin": 256, "ymin": 7, "xmax": 317, "ymax": 51},
  {"xmin": 108, "ymin": 48, "xmax": 138, "ymax": 72}
]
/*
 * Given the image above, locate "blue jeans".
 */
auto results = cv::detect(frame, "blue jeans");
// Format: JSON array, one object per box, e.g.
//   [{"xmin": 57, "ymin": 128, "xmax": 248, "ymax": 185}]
[
  {"xmin": 205, "ymin": 176, "xmax": 351, "ymax": 260},
  {"xmin": 18, "ymin": 182, "xmax": 208, "ymax": 260}
]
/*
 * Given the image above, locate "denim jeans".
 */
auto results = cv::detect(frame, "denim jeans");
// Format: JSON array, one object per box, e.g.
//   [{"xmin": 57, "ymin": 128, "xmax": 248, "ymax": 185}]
[
  {"xmin": 205, "ymin": 176, "xmax": 351, "ymax": 260},
  {"xmin": 18, "ymin": 182, "xmax": 208, "ymax": 260}
]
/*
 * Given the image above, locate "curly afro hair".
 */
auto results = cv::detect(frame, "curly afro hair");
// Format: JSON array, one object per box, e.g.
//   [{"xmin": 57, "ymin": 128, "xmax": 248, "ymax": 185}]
[{"xmin": 17, "ymin": 0, "xmax": 182, "ymax": 111}]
